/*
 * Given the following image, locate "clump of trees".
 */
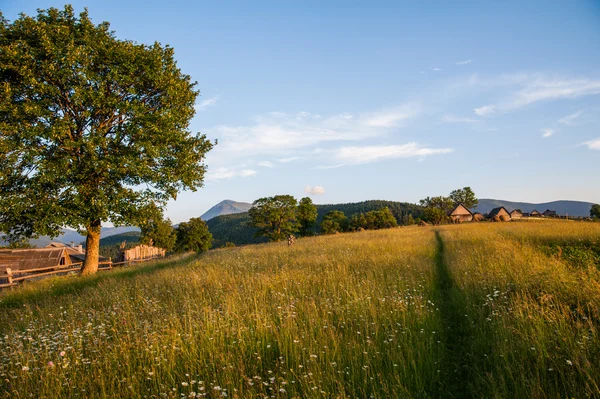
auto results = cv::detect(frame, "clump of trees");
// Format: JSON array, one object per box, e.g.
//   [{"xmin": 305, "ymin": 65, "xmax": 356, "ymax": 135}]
[
  {"xmin": 0, "ymin": 6, "xmax": 213, "ymax": 274},
  {"xmin": 248, "ymin": 195, "xmax": 318, "ymax": 242},
  {"xmin": 175, "ymin": 218, "xmax": 212, "ymax": 253},
  {"xmin": 591, "ymin": 204, "xmax": 600, "ymax": 220},
  {"xmin": 321, "ymin": 208, "xmax": 397, "ymax": 234},
  {"xmin": 140, "ymin": 207, "xmax": 177, "ymax": 253},
  {"xmin": 321, "ymin": 211, "xmax": 348, "ymax": 234},
  {"xmin": 420, "ymin": 187, "xmax": 478, "ymax": 225}
]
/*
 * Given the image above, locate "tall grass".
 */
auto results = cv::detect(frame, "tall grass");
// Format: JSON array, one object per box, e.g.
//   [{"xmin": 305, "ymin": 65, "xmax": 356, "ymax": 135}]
[{"xmin": 0, "ymin": 221, "xmax": 598, "ymax": 398}]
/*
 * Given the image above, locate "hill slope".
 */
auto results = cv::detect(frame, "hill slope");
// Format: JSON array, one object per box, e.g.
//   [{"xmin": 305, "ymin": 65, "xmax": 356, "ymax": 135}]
[
  {"xmin": 200, "ymin": 200, "xmax": 252, "ymax": 220},
  {"xmin": 1, "ymin": 222, "xmax": 599, "ymax": 398},
  {"xmin": 476, "ymin": 199, "xmax": 594, "ymax": 216}
]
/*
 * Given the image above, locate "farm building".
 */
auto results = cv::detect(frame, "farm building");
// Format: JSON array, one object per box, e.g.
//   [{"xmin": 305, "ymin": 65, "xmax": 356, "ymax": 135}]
[
  {"xmin": 488, "ymin": 206, "xmax": 511, "ymax": 221},
  {"xmin": 530, "ymin": 210, "xmax": 541, "ymax": 217},
  {"xmin": 510, "ymin": 209, "xmax": 523, "ymax": 220},
  {"xmin": 472, "ymin": 212, "xmax": 484, "ymax": 221},
  {"xmin": 120, "ymin": 244, "xmax": 166, "ymax": 262},
  {"xmin": 0, "ymin": 247, "xmax": 72, "ymax": 273},
  {"xmin": 543, "ymin": 209, "xmax": 557, "ymax": 217},
  {"xmin": 448, "ymin": 203, "xmax": 473, "ymax": 222},
  {"xmin": 0, "ymin": 243, "xmax": 110, "ymax": 274}
]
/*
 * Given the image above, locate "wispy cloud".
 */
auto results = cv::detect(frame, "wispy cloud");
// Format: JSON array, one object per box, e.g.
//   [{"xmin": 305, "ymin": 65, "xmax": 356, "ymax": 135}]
[
  {"xmin": 584, "ymin": 138, "xmax": 600, "ymax": 150},
  {"xmin": 455, "ymin": 60, "xmax": 472, "ymax": 65},
  {"xmin": 542, "ymin": 129, "xmax": 554, "ymax": 138},
  {"xmin": 474, "ymin": 76, "xmax": 600, "ymax": 115},
  {"xmin": 258, "ymin": 161, "xmax": 274, "ymax": 168},
  {"xmin": 474, "ymin": 105, "xmax": 496, "ymax": 116},
  {"xmin": 559, "ymin": 110, "xmax": 584, "ymax": 125},
  {"xmin": 206, "ymin": 167, "xmax": 256, "ymax": 181},
  {"xmin": 328, "ymin": 143, "xmax": 453, "ymax": 166},
  {"xmin": 431, "ymin": 67, "xmax": 442, "ymax": 72},
  {"xmin": 195, "ymin": 96, "xmax": 219, "ymax": 112},
  {"xmin": 208, "ymin": 104, "xmax": 420, "ymax": 157},
  {"xmin": 305, "ymin": 185, "xmax": 325, "ymax": 195},
  {"xmin": 443, "ymin": 115, "xmax": 479, "ymax": 123}
]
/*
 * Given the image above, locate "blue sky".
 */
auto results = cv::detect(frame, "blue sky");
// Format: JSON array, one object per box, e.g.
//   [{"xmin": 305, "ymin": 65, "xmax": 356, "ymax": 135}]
[{"xmin": 3, "ymin": 0, "xmax": 600, "ymax": 223}]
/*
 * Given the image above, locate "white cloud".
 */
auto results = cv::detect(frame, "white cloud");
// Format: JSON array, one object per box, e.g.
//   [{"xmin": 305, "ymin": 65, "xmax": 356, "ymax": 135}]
[
  {"xmin": 559, "ymin": 110, "xmax": 584, "ymax": 125},
  {"xmin": 195, "ymin": 96, "xmax": 219, "ymax": 112},
  {"xmin": 474, "ymin": 105, "xmax": 495, "ymax": 116},
  {"xmin": 208, "ymin": 104, "xmax": 420, "ymax": 157},
  {"xmin": 542, "ymin": 129, "xmax": 554, "ymax": 138},
  {"xmin": 277, "ymin": 156, "xmax": 303, "ymax": 163},
  {"xmin": 474, "ymin": 76, "xmax": 600, "ymax": 115},
  {"xmin": 431, "ymin": 67, "xmax": 442, "ymax": 72},
  {"xmin": 443, "ymin": 115, "xmax": 479, "ymax": 123},
  {"xmin": 584, "ymin": 138, "xmax": 600, "ymax": 150},
  {"xmin": 258, "ymin": 161, "xmax": 274, "ymax": 168},
  {"xmin": 330, "ymin": 143, "xmax": 453, "ymax": 166},
  {"xmin": 206, "ymin": 167, "xmax": 256, "ymax": 181},
  {"xmin": 305, "ymin": 185, "xmax": 325, "ymax": 195},
  {"xmin": 455, "ymin": 60, "xmax": 472, "ymax": 65}
]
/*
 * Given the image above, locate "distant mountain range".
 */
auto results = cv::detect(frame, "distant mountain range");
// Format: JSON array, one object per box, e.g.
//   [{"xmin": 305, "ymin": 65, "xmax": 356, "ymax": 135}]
[
  {"xmin": 475, "ymin": 199, "xmax": 595, "ymax": 217},
  {"xmin": 1, "ymin": 226, "xmax": 140, "ymax": 248},
  {"xmin": 200, "ymin": 200, "xmax": 253, "ymax": 220}
]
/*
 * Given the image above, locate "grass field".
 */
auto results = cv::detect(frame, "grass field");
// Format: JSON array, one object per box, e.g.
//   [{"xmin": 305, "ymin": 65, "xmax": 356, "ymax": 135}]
[{"xmin": 0, "ymin": 221, "xmax": 599, "ymax": 398}]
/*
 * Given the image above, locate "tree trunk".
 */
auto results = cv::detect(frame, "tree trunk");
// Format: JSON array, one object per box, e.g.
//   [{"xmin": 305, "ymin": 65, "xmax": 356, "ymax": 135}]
[{"xmin": 81, "ymin": 220, "xmax": 101, "ymax": 276}]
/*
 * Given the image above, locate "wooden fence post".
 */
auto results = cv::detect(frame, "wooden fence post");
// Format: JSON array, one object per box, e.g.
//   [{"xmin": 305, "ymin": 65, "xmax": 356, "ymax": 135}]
[{"xmin": 6, "ymin": 268, "xmax": 13, "ymax": 285}]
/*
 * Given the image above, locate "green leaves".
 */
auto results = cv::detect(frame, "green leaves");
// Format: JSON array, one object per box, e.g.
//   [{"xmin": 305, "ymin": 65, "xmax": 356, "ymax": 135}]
[
  {"xmin": 248, "ymin": 195, "xmax": 299, "ymax": 242},
  {"xmin": 0, "ymin": 6, "xmax": 213, "ymax": 247}
]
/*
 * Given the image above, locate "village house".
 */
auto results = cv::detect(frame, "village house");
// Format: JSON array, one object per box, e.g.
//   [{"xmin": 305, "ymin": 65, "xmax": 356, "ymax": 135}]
[
  {"xmin": 0, "ymin": 242, "xmax": 110, "ymax": 275},
  {"xmin": 510, "ymin": 209, "xmax": 523, "ymax": 220},
  {"xmin": 488, "ymin": 206, "xmax": 511, "ymax": 221},
  {"xmin": 530, "ymin": 210, "xmax": 541, "ymax": 217},
  {"xmin": 448, "ymin": 203, "xmax": 473, "ymax": 222},
  {"xmin": 543, "ymin": 209, "xmax": 557, "ymax": 217}
]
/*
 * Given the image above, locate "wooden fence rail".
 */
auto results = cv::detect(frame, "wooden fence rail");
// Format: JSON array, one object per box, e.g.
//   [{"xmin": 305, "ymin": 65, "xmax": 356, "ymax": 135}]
[{"xmin": 0, "ymin": 255, "xmax": 164, "ymax": 289}]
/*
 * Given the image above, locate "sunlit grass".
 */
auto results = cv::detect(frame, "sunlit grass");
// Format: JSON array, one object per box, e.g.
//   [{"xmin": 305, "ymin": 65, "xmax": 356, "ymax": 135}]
[{"xmin": 0, "ymin": 221, "xmax": 599, "ymax": 398}]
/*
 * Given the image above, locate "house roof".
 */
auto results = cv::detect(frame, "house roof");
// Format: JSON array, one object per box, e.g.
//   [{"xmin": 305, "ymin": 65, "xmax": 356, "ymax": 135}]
[
  {"xmin": 510, "ymin": 209, "xmax": 523, "ymax": 215},
  {"xmin": 488, "ymin": 206, "xmax": 510, "ymax": 217},
  {"xmin": 0, "ymin": 248, "xmax": 67, "ymax": 271},
  {"xmin": 448, "ymin": 203, "xmax": 473, "ymax": 217}
]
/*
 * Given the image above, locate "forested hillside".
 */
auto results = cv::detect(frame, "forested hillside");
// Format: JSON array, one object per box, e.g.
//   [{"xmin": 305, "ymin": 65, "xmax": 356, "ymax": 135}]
[{"xmin": 208, "ymin": 200, "xmax": 424, "ymax": 247}]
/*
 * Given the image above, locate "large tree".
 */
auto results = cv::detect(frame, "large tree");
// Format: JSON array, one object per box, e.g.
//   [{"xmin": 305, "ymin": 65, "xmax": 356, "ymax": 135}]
[
  {"xmin": 175, "ymin": 218, "xmax": 212, "ymax": 253},
  {"xmin": 0, "ymin": 7, "xmax": 213, "ymax": 274},
  {"xmin": 248, "ymin": 195, "xmax": 298, "ymax": 242},
  {"xmin": 448, "ymin": 187, "xmax": 478, "ymax": 209},
  {"xmin": 297, "ymin": 197, "xmax": 318, "ymax": 236}
]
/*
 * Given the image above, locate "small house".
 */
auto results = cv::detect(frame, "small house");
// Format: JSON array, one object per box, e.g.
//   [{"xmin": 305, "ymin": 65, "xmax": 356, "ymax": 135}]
[
  {"xmin": 543, "ymin": 209, "xmax": 557, "ymax": 217},
  {"xmin": 488, "ymin": 206, "xmax": 511, "ymax": 221},
  {"xmin": 510, "ymin": 209, "xmax": 523, "ymax": 220},
  {"xmin": 448, "ymin": 203, "xmax": 473, "ymax": 222},
  {"xmin": 530, "ymin": 210, "xmax": 541, "ymax": 217}
]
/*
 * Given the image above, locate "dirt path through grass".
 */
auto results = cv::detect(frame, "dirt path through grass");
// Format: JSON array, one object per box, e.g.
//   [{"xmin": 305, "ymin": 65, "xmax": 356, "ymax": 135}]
[{"xmin": 433, "ymin": 230, "xmax": 473, "ymax": 398}]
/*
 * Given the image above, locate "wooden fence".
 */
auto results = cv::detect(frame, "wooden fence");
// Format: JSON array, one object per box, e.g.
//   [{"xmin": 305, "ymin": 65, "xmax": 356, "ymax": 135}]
[{"xmin": 0, "ymin": 255, "xmax": 164, "ymax": 289}]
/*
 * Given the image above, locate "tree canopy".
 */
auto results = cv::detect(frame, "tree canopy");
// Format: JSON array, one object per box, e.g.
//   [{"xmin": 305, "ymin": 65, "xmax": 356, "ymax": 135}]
[
  {"xmin": 140, "ymin": 207, "xmax": 176, "ymax": 252},
  {"xmin": 297, "ymin": 197, "xmax": 318, "ymax": 236},
  {"xmin": 321, "ymin": 210, "xmax": 348, "ymax": 234},
  {"xmin": 0, "ymin": 6, "xmax": 213, "ymax": 274},
  {"xmin": 591, "ymin": 204, "xmax": 600, "ymax": 219},
  {"xmin": 248, "ymin": 195, "xmax": 298, "ymax": 242},
  {"xmin": 175, "ymin": 218, "xmax": 212, "ymax": 253},
  {"xmin": 448, "ymin": 187, "xmax": 478, "ymax": 209}
]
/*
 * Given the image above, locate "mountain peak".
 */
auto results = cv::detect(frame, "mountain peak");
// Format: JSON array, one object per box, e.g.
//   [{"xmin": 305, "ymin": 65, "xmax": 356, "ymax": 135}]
[{"xmin": 200, "ymin": 200, "xmax": 252, "ymax": 221}]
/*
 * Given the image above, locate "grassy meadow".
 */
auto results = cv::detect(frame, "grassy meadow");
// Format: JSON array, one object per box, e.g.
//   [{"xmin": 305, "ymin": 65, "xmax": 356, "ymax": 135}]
[{"xmin": 0, "ymin": 221, "xmax": 599, "ymax": 398}]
